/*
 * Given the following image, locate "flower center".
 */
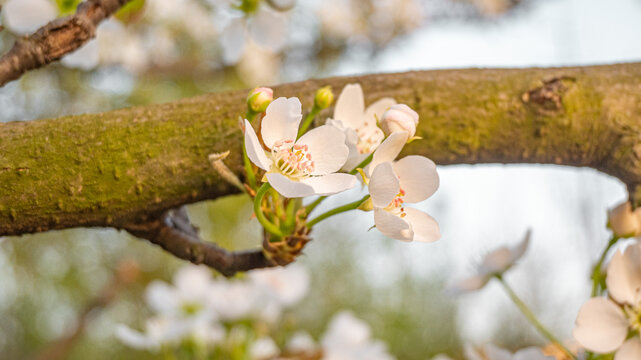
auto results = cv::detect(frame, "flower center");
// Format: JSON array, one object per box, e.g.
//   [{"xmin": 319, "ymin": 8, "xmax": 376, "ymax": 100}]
[
  {"xmin": 355, "ymin": 124, "xmax": 383, "ymax": 154},
  {"xmin": 271, "ymin": 139, "xmax": 315, "ymax": 179},
  {"xmin": 385, "ymin": 188, "xmax": 407, "ymax": 217},
  {"xmin": 625, "ymin": 301, "xmax": 641, "ymax": 332},
  {"xmin": 181, "ymin": 302, "xmax": 203, "ymax": 316}
]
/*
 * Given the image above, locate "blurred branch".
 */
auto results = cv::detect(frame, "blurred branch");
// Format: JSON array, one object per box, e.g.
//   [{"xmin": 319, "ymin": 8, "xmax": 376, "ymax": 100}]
[
  {"xmin": 2, "ymin": 63, "xmax": 641, "ymax": 240},
  {"xmin": 0, "ymin": 0, "xmax": 132, "ymax": 87},
  {"xmin": 31, "ymin": 259, "xmax": 140, "ymax": 360},
  {"xmin": 122, "ymin": 207, "xmax": 278, "ymax": 277}
]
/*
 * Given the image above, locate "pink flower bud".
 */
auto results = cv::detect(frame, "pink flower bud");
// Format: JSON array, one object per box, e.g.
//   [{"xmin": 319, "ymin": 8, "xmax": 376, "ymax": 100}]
[
  {"xmin": 608, "ymin": 201, "xmax": 641, "ymax": 238},
  {"xmin": 380, "ymin": 104, "xmax": 419, "ymax": 138},
  {"xmin": 247, "ymin": 87, "xmax": 274, "ymax": 113}
]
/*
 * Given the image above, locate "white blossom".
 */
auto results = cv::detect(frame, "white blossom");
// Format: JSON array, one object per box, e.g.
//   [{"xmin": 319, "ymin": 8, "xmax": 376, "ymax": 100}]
[
  {"xmin": 367, "ymin": 153, "xmax": 440, "ymax": 242},
  {"xmin": 448, "ymin": 230, "xmax": 530, "ymax": 294},
  {"xmin": 573, "ymin": 242, "xmax": 641, "ymax": 358},
  {"xmin": 244, "ymin": 97, "xmax": 356, "ymax": 197},
  {"xmin": 321, "ymin": 311, "xmax": 395, "ymax": 360},
  {"xmin": 465, "ymin": 343, "xmax": 555, "ymax": 360},
  {"xmin": 327, "ymin": 83, "xmax": 396, "ymax": 170},
  {"xmin": 2, "ymin": 0, "xmax": 57, "ymax": 35},
  {"xmin": 250, "ymin": 336, "xmax": 280, "ymax": 359}
]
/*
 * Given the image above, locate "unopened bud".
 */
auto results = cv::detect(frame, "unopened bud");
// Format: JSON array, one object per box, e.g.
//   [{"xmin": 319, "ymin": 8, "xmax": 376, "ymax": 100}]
[
  {"xmin": 314, "ymin": 86, "xmax": 334, "ymax": 109},
  {"xmin": 608, "ymin": 201, "xmax": 641, "ymax": 238},
  {"xmin": 380, "ymin": 104, "xmax": 419, "ymax": 139},
  {"xmin": 247, "ymin": 87, "xmax": 273, "ymax": 113},
  {"xmin": 239, "ymin": 0, "xmax": 260, "ymax": 14}
]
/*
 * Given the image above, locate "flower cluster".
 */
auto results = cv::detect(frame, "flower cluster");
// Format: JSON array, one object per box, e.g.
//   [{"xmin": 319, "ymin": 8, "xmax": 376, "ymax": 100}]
[
  {"xmin": 115, "ymin": 264, "xmax": 395, "ymax": 359},
  {"xmin": 573, "ymin": 241, "xmax": 641, "ymax": 359},
  {"xmin": 236, "ymin": 83, "xmax": 441, "ymax": 246}
]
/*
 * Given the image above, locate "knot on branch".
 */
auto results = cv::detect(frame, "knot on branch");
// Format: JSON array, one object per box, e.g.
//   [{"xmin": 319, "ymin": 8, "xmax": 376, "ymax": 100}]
[{"xmin": 522, "ymin": 76, "xmax": 576, "ymax": 116}]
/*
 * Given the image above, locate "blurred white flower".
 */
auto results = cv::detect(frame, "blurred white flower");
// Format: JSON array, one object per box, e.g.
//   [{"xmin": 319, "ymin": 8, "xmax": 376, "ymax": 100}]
[
  {"xmin": 147, "ymin": 0, "xmax": 217, "ymax": 42},
  {"xmin": 250, "ymin": 336, "xmax": 280, "ymax": 359},
  {"xmin": 248, "ymin": 263, "xmax": 310, "ymax": 307},
  {"xmin": 61, "ymin": 39, "xmax": 100, "ymax": 71},
  {"xmin": 317, "ymin": 0, "xmax": 364, "ymax": 41},
  {"xmin": 2, "ymin": 0, "xmax": 57, "ymax": 35},
  {"xmin": 573, "ymin": 242, "xmax": 641, "ymax": 357},
  {"xmin": 209, "ymin": 279, "xmax": 261, "ymax": 321},
  {"xmin": 244, "ymin": 97, "xmax": 356, "ymax": 197},
  {"xmin": 327, "ymin": 84, "xmax": 396, "ymax": 170},
  {"xmin": 368, "ymin": 155, "xmax": 440, "ymax": 242},
  {"xmin": 448, "ymin": 230, "xmax": 531, "ymax": 294},
  {"xmin": 465, "ymin": 343, "xmax": 555, "ymax": 360},
  {"xmin": 321, "ymin": 311, "xmax": 395, "ymax": 360},
  {"xmin": 221, "ymin": 6, "xmax": 287, "ymax": 64},
  {"xmin": 286, "ymin": 331, "xmax": 317, "ymax": 354},
  {"xmin": 608, "ymin": 201, "xmax": 641, "ymax": 238},
  {"xmin": 380, "ymin": 104, "xmax": 419, "ymax": 139},
  {"xmin": 115, "ymin": 316, "xmax": 179, "ymax": 351}
]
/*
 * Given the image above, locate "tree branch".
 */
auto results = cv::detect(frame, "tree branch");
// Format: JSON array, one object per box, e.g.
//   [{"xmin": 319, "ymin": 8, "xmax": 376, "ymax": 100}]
[
  {"xmin": 2, "ymin": 63, "xmax": 641, "ymax": 238},
  {"xmin": 121, "ymin": 207, "xmax": 277, "ymax": 277},
  {"xmin": 0, "ymin": 0, "xmax": 132, "ymax": 87}
]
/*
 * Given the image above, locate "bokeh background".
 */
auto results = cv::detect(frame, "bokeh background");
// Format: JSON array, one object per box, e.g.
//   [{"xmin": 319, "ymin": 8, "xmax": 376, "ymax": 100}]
[{"xmin": 1, "ymin": 0, "xmax": 641, "ymax": 358}]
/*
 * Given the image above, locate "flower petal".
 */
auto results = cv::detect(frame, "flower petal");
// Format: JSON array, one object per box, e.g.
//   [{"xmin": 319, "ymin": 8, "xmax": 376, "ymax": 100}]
[
  {"xmin": 403, "ymin": 208, "xmax": 440, "ymax": 243},
  {"xmin": 249, "ymin": 8, "xmax": 287, "ymax": 52},
  {"xmin": 221, "ymin": 18, "xmax": 247, "ymax": 64},
  {"xmin": 393, "ymin": 155, "xmax": 439, "ymax": 203},
  {"xmin": 513, "ymin": 347, "xmax": 555, "ymax": 360},
  {"xmin": 373, "ymin": 207, "xmax": 413, "ymax": 241},
  {"xmin": 447, "ymin": 275, "xmax": 490, "ymax": 295},
  {"xmin": 615, "ymin": 338, "xmax": 641, "ymax": 360},
  {"xmin": 508, "ymin": 229, "xmax": 531, "ymax": 265},
  {"xmin": 145, "ymin": 281, "xmax": 179, "ymax": 315},
  {"xmin": 115, "ymin": 324, "xmax": 156, "ymax": 350},
  {"xmin": 364, "ymin": 97, "xmax": 396, "ymax": 125},
  {"xmin": 573, "ymin": 298, "xmax": 628, "ymax": 353},
  {"xmin": 261, "ymin": 97, "xmax": 302, "ymax": 149},
  {"xmin": 297, "ymin": 125, "xmax": 349, "ymax": 175},
  {"xmin": 300, "ymin": 173, "xmax": 357, "ymax": 196},
  {"xmin": 607, "ymin": 243, "xmax": 641, "ymax": 305},
  {"xmin": 334, "ymin": 84, "xmax": 365, "ymax": 128},
  {"xmin": 245, "ymin": 119, "xmax": 273, "ymax": 171},
  {"xmin": 368, "ymin": 162, "xmax": 400, "ymax": 208},
  {"xmin": 266, "ymin": 173, "xmax": 315, "ymax": 198},
  {"xmin": 367, "ymin": 131, "xmax": 408, "ymax": 176}
]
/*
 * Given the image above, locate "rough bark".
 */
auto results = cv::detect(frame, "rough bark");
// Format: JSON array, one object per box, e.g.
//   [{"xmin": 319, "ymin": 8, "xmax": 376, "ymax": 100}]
[
  {"xmin": 0, "ymin": 0, "xmax": 132, "ymax": 87},
  {"xmin": 2, "ymin": 63, "xmax": 641, "ymax": 238}
]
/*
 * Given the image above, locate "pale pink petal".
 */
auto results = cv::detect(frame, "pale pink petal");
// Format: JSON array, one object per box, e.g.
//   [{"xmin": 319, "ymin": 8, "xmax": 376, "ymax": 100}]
[
  {"xmin": 297, "ymin": 125, "xmax": 349, "ymax": 175},
  {"xmin": 447, "ymin": 275, "xmax": 490, "ymax": 295},
  {"xmin": 367, "ymin": 131, "xmax": 409, "ymax": 176},
  {"xmin": 261, "ymin": 97, "xmax": 302, "ymax": 149},
  {"xmin": 403, "ymin": 208, "xmax": 440, "ymax": 243},
  {"xmin": 607, "ymin": 243, "xmax": 641, "ymax": 305},
  {"xmin": 364, "ymin": 98, "xmax": 396, "ymax": 125},
  {"xmin": 334, "ymin": 84, "xmax": 365, "ymax": 129},
  {"xmin": 244, "ymin": 119, "xmax": 273, "ymax": 171},
  {"xmin": 266, "ymin": 173, "xmax": 315, "ymax": 198},
  {"xmin": 615, "ymin": 338, "xmax": 641, "ymax": 360},
  {"xmin": 343, "ymin": 150, "xmax": 369, "ymax": 172},
  {"xmin": 484, "ymin": 344, "xmax": 514, "ymax": 360},
  {"xmin": 300, "ymin": 173, "xmax": 357, "ymax": 196},
  {"xmin": 508, "ymin": 229, "xmax": 531, "ymax": 264},
  {"xmin": 393, "ymin": 155, "xmax": 439, "ymax": 203},
  {"xmin": 479, "ymin": 247, "xmax": 514, "ymax": 274},
  {"xmin": 573, "ymin": 298, "xmax": 628, "ymax": 353},
  {"xmin": 249, "ymin": 8, "xmax": 286, "ymax": 52},
  {"xmin": 221, "ymin": 18, "xmax": 247, "ymax": 64},
  {"xmin": 373, "ymin": 208, "xmax": 413, "ymax": 241},
  {"xmin": 368, "ymin": 162, "xmax": 400, "ymax": 208}
]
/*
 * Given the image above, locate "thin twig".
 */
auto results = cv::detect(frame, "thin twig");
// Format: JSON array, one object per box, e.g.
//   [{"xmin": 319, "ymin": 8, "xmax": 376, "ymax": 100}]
[
  {"xmin": 0, "ymin": 0, "xmax": 132, "ymax": 87},
  {"xmin": 122, "ymin": 207, "xmax": 279, "ymax": 277}
]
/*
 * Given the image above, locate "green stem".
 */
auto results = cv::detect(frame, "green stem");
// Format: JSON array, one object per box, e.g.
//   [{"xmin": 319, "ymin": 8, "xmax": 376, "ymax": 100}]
[
  {"xmin": 297, "ymin": 105, "xmax": 321, "ymax": 138},
  {"xmin": 242, "ymin": 142, "xmax": 257, "ymax": 190},
  {"xmin": 307, "ymin": 195, "xmax": 370, "ymax": 228},
  {"xmin": 305, "ymin": 153, "xmax": 375, "ymax": 215},
  {"xmin": 245, "ymin": 110, "xmax": 259, "ymax": 123},
  {"xmin": 349, "ymin": 152, "xmax": 374, "ymax": 175},
  {"xmin": 591, "ymin": 235, "xmax": 619, "ymax": 296},
  {"xmin": 254, "ymin": 183, "xmax": 284, "ymax": 237},
  {"xmin": 496, "ymin": 276, "xmax": 577, "ymax": 360}
]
